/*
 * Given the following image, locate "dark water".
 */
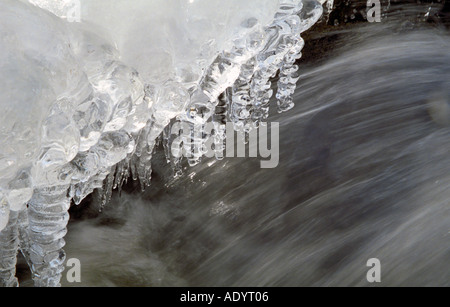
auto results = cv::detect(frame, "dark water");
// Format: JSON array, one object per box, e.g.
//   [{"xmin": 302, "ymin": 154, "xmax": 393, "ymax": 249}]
[{"xmin": 18, "ymin": 3, "xmax": 450, "ymax": 287}]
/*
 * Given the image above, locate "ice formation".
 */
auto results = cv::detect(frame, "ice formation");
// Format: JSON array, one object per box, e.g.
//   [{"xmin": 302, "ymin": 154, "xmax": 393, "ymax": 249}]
[{"xmin": 0, "ymin": 0, "xmax": 325, "ymax": 286}]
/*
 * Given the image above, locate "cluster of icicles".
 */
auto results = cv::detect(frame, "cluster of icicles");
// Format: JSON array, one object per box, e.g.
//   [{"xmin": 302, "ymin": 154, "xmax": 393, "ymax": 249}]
[{"xmin": 0, "ymin": 0, "xmax": 325, "ymax": 286}]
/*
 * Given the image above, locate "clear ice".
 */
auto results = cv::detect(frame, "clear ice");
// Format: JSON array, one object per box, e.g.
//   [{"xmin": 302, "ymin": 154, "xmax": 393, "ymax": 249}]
[{"xmin": 0, "ymin": 0, "xmax": 325, "ymax": 286}]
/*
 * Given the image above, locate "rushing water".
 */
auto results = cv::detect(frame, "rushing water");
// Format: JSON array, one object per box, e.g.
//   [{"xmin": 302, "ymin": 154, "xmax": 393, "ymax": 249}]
[{"xmin": 16, "ymin": 3, "xmax": 450, "ymax": 287}]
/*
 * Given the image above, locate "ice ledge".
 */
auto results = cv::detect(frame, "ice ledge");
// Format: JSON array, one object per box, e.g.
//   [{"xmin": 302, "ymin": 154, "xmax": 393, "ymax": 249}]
[{"xmin": 0, "ymin": 0, "xmax": 324, "ymax": 286}]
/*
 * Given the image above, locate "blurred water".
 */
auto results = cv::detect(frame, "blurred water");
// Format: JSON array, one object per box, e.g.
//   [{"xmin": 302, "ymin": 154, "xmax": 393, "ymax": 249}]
[{"xmin": 18, "ymin": 8, "xmax": 450, "ymax": 287}]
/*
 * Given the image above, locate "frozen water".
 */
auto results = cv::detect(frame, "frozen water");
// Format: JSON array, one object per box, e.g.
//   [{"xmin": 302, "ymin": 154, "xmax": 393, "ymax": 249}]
[{"xmin": 0, "ymin": 0, "xmax": 324, "ymax": 286}]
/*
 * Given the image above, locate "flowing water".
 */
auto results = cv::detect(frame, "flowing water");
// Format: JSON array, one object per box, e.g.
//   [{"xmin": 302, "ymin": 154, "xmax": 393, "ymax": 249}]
[{"xmin": 17, "ymin": 2, "xmax": 450, "ymax": 287}]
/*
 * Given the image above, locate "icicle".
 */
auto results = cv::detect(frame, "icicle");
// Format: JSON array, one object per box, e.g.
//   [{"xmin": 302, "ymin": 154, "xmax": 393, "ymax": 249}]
[
  {"xmin": 230, "ymin": 58, "xmax": 258, "ymax": 132},
  {"xmin": 113, "ymin": 161, "xmax": 122, "ymax": 190},
  {"xmin": 70, "ymin": 168, "xmax": 110, "ymax": 206},
  {"xmin": 277, "ymin": 36, "xmax": 304, "ymax": 113},
  {"xmin": 138, "ymin": 154, "xmax": 152, "ymax": 191},
  {"xmin": 178, "ymin": 120, "xmax": 195, "ymax": 166},
  {"xmin": 276, "ymin": 0, "xmax": 323, "ymax": 112},
  {"xmin": 18, "ymin": 209, "xmax": 33, "ymax": 270},
  {"xmin": 132, "ymin": 120, "xmax": 151, "ymax": 184},
  {"xmin": 162, "ymin": 122, "xmax": 185, "ymax": 177},
  {"xmin": 136, "ymin": 82, "xmax": 190, "ymax": 189},
  {"xmin": 250, "ymin": 14, "xmax": 301, "ymax": 125},
  {"xmin": 212, "ymin": 90, "xmax": 231, "ymax": 160},
  {"xmin": 100, "ymin": 165, "xmax": 116, "ymax": 210},
  {"xmin": 0, "ymin": 210, "xmax": 19, "ymax": 287},
  {"xmin": 136, "ymin": 119, "xmax": 163, "ymax": 190},
  {"xmin": 181, "ymin": 113, "xmax": 208, "ymax": 167},
  {"xmin": 113, "ymin": 158, "xmax": 130, "ymax": 194},
  {"xmin": 162, "ymin": 125, "xmax": 173, "ymax": 164},
  {"xmin": 249, "ymin": 67, "xmax": 276, "ymax": 126},
  {"xmin": 165, "ymin": 121, "xmax": 185, "ymax": 178},
  {"xmin": 189, "ymin": 122, "xmax": 206, "ymax": 167},
  {"xmin": 130, "ymin": 155, "xmax": 139, "ymax": 182},
  {"xmin": 28, "ymin": 185, "xmax": 71, "ymax": 287}
]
